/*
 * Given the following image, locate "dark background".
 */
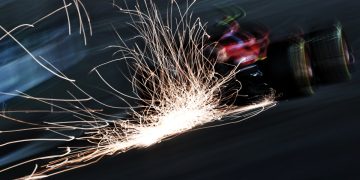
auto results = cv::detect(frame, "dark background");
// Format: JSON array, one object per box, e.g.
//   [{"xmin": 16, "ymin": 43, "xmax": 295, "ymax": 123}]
[{"xmin": 0, "ymin": 0, "xmax": 360, "ymax": 179}]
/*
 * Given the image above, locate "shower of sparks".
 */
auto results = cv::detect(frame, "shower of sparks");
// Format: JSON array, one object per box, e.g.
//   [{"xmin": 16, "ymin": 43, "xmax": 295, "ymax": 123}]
[{"xmin": 0, "ymin": 0, "xmax": 276, "ymax": 179}]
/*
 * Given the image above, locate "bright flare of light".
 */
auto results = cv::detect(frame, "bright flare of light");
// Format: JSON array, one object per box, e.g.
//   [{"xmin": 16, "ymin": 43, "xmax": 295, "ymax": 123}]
[{"xmin": 119, "ymin": 89, "xmax": 220, "ymax": 148}]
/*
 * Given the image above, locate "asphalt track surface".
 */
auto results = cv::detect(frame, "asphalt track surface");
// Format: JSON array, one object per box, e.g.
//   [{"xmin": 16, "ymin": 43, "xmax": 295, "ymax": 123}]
[{"xmin": 1, "ymin": 0, "xmax": 360, "ymax": 179}]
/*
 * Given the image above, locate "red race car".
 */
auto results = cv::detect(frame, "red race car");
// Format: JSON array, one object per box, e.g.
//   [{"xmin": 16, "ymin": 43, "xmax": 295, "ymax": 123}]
[{"xmin": 211, "ymin": 18, "xmax": 354, "ymax": 102}]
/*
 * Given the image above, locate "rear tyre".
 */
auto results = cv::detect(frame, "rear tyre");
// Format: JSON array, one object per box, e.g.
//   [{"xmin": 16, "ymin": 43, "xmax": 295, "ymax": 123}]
[
  {"xmin": 258, "ymin": 37, "xmax": 314, "ymax": 98},
  {"xmin": 306, "ymin": 24, "xmax": 353, "ymax": 84}
]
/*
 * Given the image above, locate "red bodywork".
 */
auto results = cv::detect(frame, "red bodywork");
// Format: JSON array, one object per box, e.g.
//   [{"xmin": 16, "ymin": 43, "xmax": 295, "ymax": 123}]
[{"xmin": 216, "ymin": 22, "xmax": 270, "ymax": 67}]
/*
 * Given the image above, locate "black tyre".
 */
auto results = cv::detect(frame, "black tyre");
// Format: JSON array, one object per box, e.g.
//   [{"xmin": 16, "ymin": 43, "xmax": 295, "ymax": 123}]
[
  {"xmin": 306, "ymin": 24, "xmax": 353, "ymax": 84},
  {"xmin": 258, "ymin": 37, "xmax": 314, "ymax": 98}
]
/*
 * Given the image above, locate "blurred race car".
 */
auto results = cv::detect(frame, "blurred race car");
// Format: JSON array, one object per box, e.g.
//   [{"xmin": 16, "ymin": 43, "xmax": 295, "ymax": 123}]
[{"xmin": 210, "ymin": 18, "xmax": 355, "ymax": 104}]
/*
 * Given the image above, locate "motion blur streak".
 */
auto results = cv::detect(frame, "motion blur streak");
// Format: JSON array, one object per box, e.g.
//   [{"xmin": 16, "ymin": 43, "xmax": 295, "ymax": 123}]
[
  {"xmin": 0, "ymin": 0, "xmax": 91, "ymax": 103},
  {"xmin": 0, "ymin": 1, "xmax": 275, "ymax": 179}
]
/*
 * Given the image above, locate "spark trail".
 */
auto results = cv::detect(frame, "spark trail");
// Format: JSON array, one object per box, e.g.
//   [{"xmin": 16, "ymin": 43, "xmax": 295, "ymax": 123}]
[{"xmin": 0, "ymin": 0, "xmax": 276, "ymax": 179}]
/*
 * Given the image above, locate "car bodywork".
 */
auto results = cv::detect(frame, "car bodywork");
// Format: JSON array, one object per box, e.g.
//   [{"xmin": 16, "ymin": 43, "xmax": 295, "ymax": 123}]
[{"xmin": 216, "ymin": 21, "xmax": 269, "ymax": 67}]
